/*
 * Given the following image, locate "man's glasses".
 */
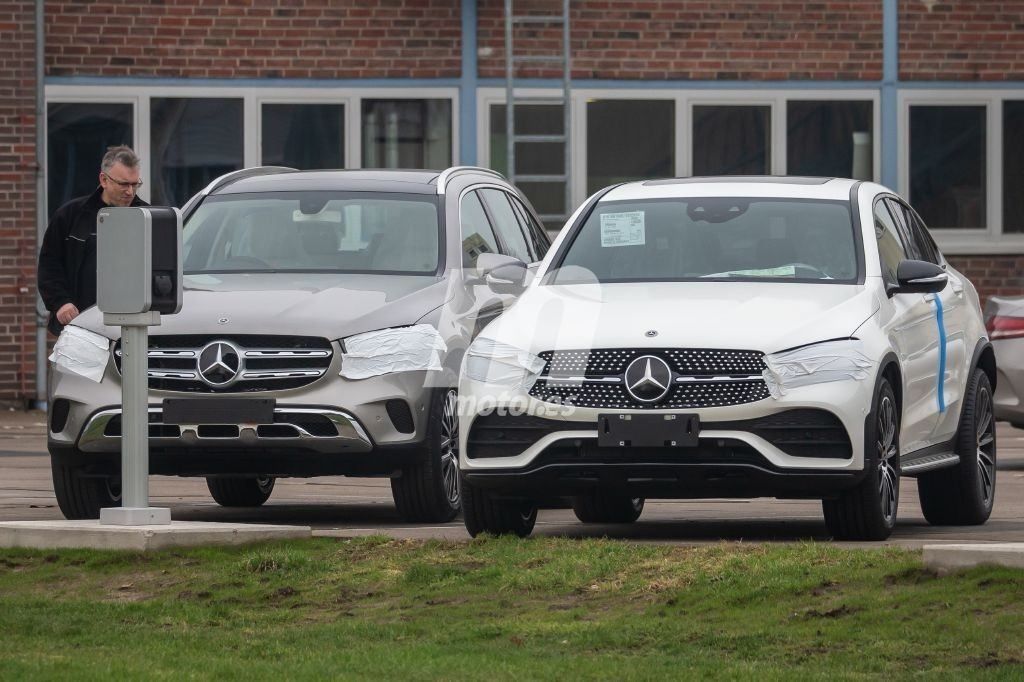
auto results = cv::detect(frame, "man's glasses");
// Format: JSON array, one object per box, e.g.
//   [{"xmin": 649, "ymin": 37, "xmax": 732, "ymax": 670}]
[{"xmin": 103, "ymin": 172, "xmax": 143, "ymax": 189}]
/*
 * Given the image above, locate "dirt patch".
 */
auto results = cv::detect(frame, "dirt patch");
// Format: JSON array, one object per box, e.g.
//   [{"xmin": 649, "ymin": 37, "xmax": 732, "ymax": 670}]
[
  {"xmin": 797, "ymin": 604, "xmax": 862, "ymax": 620},
  {"xmin": 884, "ymin": 567, "xmax": 938, "ymax": 586}
]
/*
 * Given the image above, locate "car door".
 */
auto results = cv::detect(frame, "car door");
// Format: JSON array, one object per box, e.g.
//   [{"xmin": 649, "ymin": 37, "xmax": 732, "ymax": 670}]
[
  {"xmin": 874, "ymin": 197, "xmax": 939, "ymax": 453},
  {"xmin": 895, "ymin": 200, "xmax": 968, "ymax": 442}
]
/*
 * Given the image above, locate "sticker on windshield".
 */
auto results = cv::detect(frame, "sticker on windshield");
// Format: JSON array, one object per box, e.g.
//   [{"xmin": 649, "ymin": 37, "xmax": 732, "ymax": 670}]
[{"xmin": 600, "ymin": 211, "xmax": 645, "ymax": 247}]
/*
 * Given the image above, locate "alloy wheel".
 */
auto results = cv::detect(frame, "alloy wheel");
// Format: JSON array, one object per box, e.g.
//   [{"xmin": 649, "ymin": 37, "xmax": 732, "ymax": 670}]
[
  {"xmin": 876, "ymin": 394, "xmax": 899, "ymax": 524},
  {"xmin": 975, "ymin": 386, "xmax": 996, "ymax": 504},
  {"xmin": 440, "ymin": 390, "xmax": 460, "ymax": 506}
]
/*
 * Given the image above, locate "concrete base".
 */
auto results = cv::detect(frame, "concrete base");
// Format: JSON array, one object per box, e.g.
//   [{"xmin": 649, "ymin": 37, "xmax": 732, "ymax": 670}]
[
  {"xmin": 100, "ymin": 507, "xmax": 172, "ymax": 526},
  {"xmin": 0, "ymin": 520, "xmax": 311, "ymax": 551},
  {"xmin": 923, "ymin": 543, "xmax": 1024, "ymax": 573}
]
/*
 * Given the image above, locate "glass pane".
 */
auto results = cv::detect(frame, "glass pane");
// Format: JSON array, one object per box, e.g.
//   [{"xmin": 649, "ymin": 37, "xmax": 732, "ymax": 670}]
[
  {"xmin": 909, "ymin": 105, "xmax": 986, "ymax": 228},
  {"xmin": 460, "ymin": 191, "xmax": 500, "ymax": 268},
  {"xmin": 262, "ymin": 104, "xmax": 344, "ymax": 169},
  {"xmin": 692, "ymin": 105, "xmax": 771, "ymax": 175},
  {"xmin": 1004, "ymin": 101, "xmax": 1024, "ymax": 233},
  {"xmin": 47, "ymin": 103, "xmax": 133, "ymax": 217},
  {"xmin": 151, "ymin": 98, "xmax": 243, "ymax": 207},
  {"xmin": 873, "ymin": 201, "xmax": 906, "ymax": 285},
  {"xmin": 480, "ymin": 188, "xmax": 532, "ymax": 263},
  {"xmin": 787, "ymin": 100, "xmax": 873, "ymax": 179},
  {"xmin": 587, "ymin": 100, "xmax": 674, "ymax": 194},
  {"xmin": 361, "ymin": 99, "xmax": 451, "ymax": 169},
  {"xmin": 183, "ymin": 192, "xmax": 439, "ymax": 274}
]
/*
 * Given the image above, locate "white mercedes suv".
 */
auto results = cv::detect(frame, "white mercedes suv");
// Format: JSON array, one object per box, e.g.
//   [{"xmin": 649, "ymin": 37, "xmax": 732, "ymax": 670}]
[{"xmin": 458, "ymin": 177, "xmax": 996, "ymax": 540}]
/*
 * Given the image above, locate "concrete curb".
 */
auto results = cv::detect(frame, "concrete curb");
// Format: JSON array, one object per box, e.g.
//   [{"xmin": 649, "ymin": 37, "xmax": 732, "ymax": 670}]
[
  {"xmin": 0, "ymin": 520, "xmax": 311, "ymax": 551},
  {"xmin": 923, "ymin": 543, "xmax": 1024, "ymax": 574}
]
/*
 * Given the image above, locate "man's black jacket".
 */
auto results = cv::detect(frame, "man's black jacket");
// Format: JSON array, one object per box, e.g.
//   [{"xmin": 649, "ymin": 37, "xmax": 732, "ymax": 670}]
[{"xmin": 37, "ymin": 187, "xmax": 147, "ymax": 335}]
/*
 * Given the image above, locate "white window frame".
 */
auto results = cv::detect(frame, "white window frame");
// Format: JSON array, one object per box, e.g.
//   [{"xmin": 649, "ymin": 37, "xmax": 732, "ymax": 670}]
[
  {"xmin": 898, "ymin": 89, "xmax": 1024, "ymax": 255},
  {"xmin": 479, "ymin": 87, "xmax": 880, "ymax": 211},
  {"xmin": 45, "ymin": 84, "xmax": 460, "ymax": 206}
]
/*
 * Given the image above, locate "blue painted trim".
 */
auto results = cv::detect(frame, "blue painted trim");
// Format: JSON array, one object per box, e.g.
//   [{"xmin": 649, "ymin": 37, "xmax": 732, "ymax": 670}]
[
  {"xmin": 459, "ymin": 0, "xmax": 478, "ymax": 165},
  {"xmin": 932, "ymin": 295, "xmax": 947, "ymax": 413},
  {"xmin": 46, "ymin": 76, "xmax": 463, "ymax": 88},
  {"xmin": 881, "ymin": 0, "xmax": 899, "ymax": 190},
  {"xmin": 480, "ymin": 78, "xmax": 884, "ymax": 90}
]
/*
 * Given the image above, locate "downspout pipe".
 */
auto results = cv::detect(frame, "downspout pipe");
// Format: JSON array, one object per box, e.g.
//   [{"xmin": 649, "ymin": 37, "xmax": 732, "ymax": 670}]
[{"xmin": 34, "ymin": 0, "xmax": 47, "ymax": 410}]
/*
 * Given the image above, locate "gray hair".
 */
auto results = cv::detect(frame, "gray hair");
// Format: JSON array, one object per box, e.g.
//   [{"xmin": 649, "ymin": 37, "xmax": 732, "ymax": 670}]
[{"xmin": 100, "ymin": 145, "xmax": 140, "ymax": 172}]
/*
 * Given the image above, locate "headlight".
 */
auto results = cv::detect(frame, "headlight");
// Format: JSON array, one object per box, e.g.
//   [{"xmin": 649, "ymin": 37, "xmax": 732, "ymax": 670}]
[
  {"xmin": 340, "ymin": 324, "xmax": 446, "ymax": 380},
  {"xmin": 463, "ymin": 337, "xmax": 546, "ymax": 390},
  {"xmin": 48, "ymin": 325, "xmax": 111, "ymax": 383},
  {"xmin": 762, "ymin": 338, "xmax": 872, "ymax": 398}
]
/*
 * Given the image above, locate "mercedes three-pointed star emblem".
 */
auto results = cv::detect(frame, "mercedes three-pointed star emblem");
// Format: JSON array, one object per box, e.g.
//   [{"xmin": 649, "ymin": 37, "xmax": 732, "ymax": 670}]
[
  {"xmin": 624, "ymin": 355, "xmax": 672, "ymax": 403},
  {"xmin": 197, "ymin": 341, "xmax": 242, "ymax": 387}
]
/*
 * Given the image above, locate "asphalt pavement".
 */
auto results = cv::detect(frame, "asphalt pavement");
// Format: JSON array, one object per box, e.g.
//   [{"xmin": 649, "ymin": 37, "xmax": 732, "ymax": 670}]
[{"xmin": 2, "ymin": 409, "xmax": 1022, "ymax": 548}]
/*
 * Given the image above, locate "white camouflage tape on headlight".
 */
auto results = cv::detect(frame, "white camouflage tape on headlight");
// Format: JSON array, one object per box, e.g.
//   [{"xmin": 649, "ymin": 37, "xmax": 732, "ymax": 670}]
[
  {"xmin": 340, "ymin": 324, "xmax": 447, "ymax": 380},
  {"xmin": 48, "ymin": 325, "xmax": 110, "ymax": 383},
  {"xmin": 463, "ymin": 338, "xmax": 547, "ymax": 389},
  {"xmin": 762, "ymin": 339, "xmax": 873, "ymax": 398}
]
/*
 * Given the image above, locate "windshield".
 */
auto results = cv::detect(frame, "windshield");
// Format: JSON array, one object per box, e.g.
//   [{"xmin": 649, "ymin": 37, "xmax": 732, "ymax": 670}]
[
  {"xmin": 183, "ymin": 191, "xmax": 441, "ymax": 274},
  {"xmin": 547, "ymin": 197, "xmax": 858, "ymax": 284}
]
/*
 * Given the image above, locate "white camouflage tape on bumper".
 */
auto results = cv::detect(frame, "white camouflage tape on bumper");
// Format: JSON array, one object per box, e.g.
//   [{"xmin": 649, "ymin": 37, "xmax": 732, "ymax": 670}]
[
  {"xmin": 48, "ymin": 325, "xmax": 111, "ymax": 383},
  {"xmin": 762, "ymin": 339, "xmax": 873, "ymax": 398}
]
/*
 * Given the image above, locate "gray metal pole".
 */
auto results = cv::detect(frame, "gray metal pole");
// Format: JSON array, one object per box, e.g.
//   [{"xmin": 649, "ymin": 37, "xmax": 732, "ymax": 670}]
[
  {"xmin": 120, "ymin": 324, "xmax": 149, "ymax": 509},
  {"xmin": 505, "ymin": 0, "xmax": 514, "ymax": 180},
  {"xmin": 562, "ymin": 0, "xmax": 571, "ymax": 217},
  {"xmin": 34, "ymin": 0, "xmax": 47, "ymax": 409}
]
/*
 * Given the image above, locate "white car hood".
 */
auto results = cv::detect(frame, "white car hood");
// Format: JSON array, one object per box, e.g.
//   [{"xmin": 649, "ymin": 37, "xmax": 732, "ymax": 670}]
[{"xmin": 487, "ymin": 281, "xmax": 880, "ymax": 355}]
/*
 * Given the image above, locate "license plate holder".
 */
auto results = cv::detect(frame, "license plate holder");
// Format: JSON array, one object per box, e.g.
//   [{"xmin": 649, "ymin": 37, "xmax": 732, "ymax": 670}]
[
  {"xmin": 162, "ymin": 398, "xmax": 276, "ymax": 425},
  {"xmin": 597, "ymin": 413, "xmax": 700, "ymax": 448}
]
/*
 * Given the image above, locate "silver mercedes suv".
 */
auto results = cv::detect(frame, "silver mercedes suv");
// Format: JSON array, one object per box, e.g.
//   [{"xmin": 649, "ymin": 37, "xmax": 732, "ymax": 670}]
[{"xmin": 47, "ymin": 166, "xmax": 550, "ymax": 521}]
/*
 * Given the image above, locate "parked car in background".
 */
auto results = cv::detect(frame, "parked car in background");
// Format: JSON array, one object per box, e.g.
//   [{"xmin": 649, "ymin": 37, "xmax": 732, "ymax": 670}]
[
  {"xmin": 47, "ymin": 166, "xmax": 550, "ymax": 521},
  {"xmin": 985, "ymin": 296, "xmax": 1024, "ymax": 428},
  {"xmin": 459, "ymin": 176, "xmax": 996, "ymax": 541}
]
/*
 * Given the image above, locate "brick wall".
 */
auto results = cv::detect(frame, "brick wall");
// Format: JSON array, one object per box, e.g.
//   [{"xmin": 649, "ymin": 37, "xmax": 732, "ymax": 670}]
[
  {"xmin": 478, "ymin": 0, "xmax": 883, "ymax": 80},
  {"xmin": 0, "ymin": 2, "xmax": 38, "ymax": 407},
  {"xmin": 900, "ymin": 1, "xmax": 1024, "ymax": 81},
  {"xmin": 948, "ymin": 255, "xmax": 1024, "ymax": 305},
  {"xmin": 46, "ymin": 0, "xmax": 461, "ymax": 79}
]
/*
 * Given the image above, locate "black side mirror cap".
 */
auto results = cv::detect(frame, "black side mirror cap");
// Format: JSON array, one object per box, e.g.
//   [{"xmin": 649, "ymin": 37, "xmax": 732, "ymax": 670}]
[{"xmin": 894, "ymin": 259, "xmax": 948, "ymax": 295}]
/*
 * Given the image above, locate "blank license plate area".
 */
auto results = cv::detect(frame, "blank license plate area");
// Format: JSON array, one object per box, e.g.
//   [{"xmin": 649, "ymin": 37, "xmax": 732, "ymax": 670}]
[
  {"xmin": 162, "ymin": 398, "xmax": 276, "ymax": 425},
  {"xmin": 597, "ymin": 413, "xmax": 700, "ymax": 448}
]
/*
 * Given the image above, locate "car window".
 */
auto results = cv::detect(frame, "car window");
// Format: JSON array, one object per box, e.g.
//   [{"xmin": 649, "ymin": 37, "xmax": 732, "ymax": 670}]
[
  {"xmin": 549, "ymin": 197, "xmax": 858, "ymax": 284},
  {"xmin": 460, "ymin": 191, "xmax": 501, "ymax": 269},
  {"xmin": 508, "ymin": 194, "xmax": 550, "ymax": 260},
  {"xmin": 873, "ymin": 199, "xmax": 907, "ymax": 286},
  {"xmin": 883, "ymin": 198, "xmax": 922, "ymax": 261},
  {"xmin": 479, "ymin": 188, "xmax": 533, "ymax": 263},
  {"xmin": 907, "ymin": 207, "xmax": 942, "ymax": 265},
  {"xmin": 183, "ymin": 191, "xmax": 440, "ymax": 274}
]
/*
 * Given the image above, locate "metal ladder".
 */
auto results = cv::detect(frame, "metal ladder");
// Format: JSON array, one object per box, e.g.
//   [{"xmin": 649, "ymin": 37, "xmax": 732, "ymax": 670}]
[{"xmin": 504, "ymin": 0, "xmax": 571, "ymax": 229}]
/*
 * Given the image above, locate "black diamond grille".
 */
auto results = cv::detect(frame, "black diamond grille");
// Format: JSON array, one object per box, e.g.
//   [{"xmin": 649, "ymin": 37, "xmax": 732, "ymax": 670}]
[{"xmin": 529, "ymin": 348, "xmax": 769, "ymax": 409}]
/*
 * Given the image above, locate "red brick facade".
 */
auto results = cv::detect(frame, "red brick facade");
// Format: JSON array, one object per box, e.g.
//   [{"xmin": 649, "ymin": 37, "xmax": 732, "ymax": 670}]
[
  {"xmin": 45, "ymin": 0, "xmax": 462, "ymax": 79},
  {"xmin": 478, "ymin": 0, "xmax": 883, "ymax": 80},
  {"xmin": 0, "ymin": 2, "xmax": 38, "ymax": 406},
  {"xmin": 899, "ymin": 1, "xmax": 1024, "ymax": 81},
  {"xmin": 0, "ymin": 1, "xmax": 1020, "ymax": 405}
]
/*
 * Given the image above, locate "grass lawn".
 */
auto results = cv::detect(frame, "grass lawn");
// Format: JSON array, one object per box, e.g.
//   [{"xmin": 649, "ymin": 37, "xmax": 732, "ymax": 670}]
[{"xmin": 1, "ymin": 537, "xmax": 1023, "ymax": 679}]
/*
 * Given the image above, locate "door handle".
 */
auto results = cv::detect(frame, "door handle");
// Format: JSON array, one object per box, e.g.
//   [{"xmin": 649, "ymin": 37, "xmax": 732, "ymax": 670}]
[{"xmin": 951, "ymin": 280, "xmax": 964, "ymax": 296}]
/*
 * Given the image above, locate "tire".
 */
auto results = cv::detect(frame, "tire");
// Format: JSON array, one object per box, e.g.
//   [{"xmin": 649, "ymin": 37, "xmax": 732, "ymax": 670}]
[
  {"xmin": 918, "ymin": 369, "xmax": 997, "ymax": 526},
  {"xmin": 461, "ymin": 474, "xmax": 537, "ymax": 538},
  {"xmin": 391, "ymin": 388, "xmax": 461, "ymax": 523},
  {"xmin": 51, "ymin": 451, "xmax": 121, "ymax": 520},
  {"xmin": 572, "ymin": 493, "xmax": 644, "ymax": 524},
  {"xmin": 823, "ymin": 378, "xmax": 900, "ymax": 541},
  {"xmin": 206, "ymin": 476, "xmax": 275, "ymax": 507}
]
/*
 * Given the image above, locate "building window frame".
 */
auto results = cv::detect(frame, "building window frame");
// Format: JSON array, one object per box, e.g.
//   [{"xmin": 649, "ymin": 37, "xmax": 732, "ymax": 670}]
[{"xmin": 45, "ymin": 84, "xmax": 460, "ymax": 207}]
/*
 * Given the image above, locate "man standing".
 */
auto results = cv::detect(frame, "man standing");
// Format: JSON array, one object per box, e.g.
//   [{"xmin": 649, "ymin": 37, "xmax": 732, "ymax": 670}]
[{"xmin": 38, "ymin": 145, "xmax": 148, "ymax": 335}]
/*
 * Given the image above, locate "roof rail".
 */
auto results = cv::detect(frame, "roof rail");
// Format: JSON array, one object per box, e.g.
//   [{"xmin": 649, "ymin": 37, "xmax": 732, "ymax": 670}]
[
  {"xmin": 435, "ymin": 166, "xmax": 507, "ymax": 195},
  {"xmin": 180, "ymin": 166, "xmax": 297, "ymax": 218}
]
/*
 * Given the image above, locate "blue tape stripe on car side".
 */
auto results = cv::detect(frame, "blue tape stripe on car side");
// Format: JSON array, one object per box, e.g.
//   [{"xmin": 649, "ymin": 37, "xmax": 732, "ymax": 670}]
[{"xmin": 932, "ymin": 294, "xmax": 947, "ymax": 413}]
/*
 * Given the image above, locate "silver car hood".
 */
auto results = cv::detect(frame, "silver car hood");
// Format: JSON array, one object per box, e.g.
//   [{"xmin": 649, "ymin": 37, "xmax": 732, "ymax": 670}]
[{"xmin": 73, "ymin": 273, "xmax": 450, "ymax": 341}]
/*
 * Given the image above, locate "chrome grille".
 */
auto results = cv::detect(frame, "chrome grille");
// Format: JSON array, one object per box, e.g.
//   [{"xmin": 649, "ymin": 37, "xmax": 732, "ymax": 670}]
[
  {"xmin": 113, "ymin": 334, "xmax": 333, "ymax": 393},
  {"xmin": 529, "ymin": 348, "xmax": 769, "ymax": 409}
]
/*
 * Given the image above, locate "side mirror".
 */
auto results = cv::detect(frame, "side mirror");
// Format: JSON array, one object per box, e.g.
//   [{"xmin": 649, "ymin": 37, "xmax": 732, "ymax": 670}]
[
  {"xmin": 894, "ymin": 259, "xmax": 947, "ymax": 295},
  {"xmin": 475, "ymin": 252, "xmax": 527, "ymax": 294}
]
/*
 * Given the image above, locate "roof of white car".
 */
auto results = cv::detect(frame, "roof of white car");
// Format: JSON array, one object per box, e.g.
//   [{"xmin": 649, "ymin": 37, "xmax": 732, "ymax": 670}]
[{"xmin": 600, "ymin": 176, "xmax": 860, "ymax": 203}]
